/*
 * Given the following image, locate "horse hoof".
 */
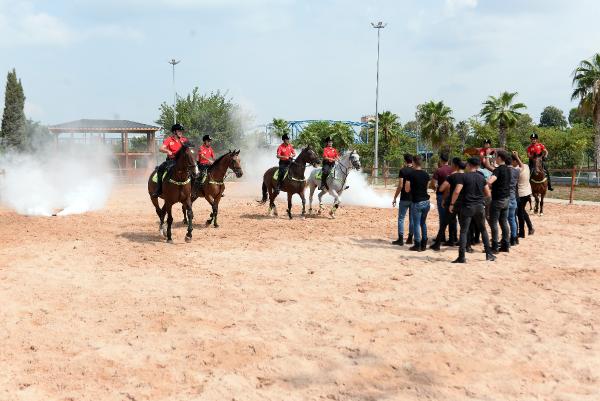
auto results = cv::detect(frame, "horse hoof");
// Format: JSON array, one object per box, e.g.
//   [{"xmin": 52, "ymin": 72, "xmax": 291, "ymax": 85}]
[
  {"xmin": 214, "ymin": 224, "xmax": 219, "ymax": 228},
  {"xmin": 166, "ymin": 239, "xmax": 174, "ymax": 244},
  {"xmin": 185, "ymin": 236, "xmax": 192, "ymax": 243}
]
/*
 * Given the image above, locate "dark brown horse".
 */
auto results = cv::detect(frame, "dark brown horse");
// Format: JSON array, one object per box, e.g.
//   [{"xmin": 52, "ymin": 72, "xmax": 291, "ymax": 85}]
[
  {"xmin": 182, "ymin": 150, "xmax": 243, "ymax": 228},
  {"xmin": 147, "ymin": 143, "xmax": 199, "ymax": 243},
  {"xmin": 259, "ymin": 146, "xmax": 320, "ymax": 219},
  {"xmin": 530, "ymin": 156, "xmax": 548, "ymax": 216}
]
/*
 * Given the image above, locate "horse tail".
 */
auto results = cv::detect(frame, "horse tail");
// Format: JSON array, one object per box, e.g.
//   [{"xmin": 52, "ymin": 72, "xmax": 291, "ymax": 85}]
[{"xmin": 259, "ymin": 181, "xmax": 268, "ymax": 204}]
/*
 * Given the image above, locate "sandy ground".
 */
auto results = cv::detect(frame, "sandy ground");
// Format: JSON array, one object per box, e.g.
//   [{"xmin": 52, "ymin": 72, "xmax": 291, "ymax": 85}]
[{"xmin": 1, "ymin": 183, "xmax": 599, "ymax": 401}]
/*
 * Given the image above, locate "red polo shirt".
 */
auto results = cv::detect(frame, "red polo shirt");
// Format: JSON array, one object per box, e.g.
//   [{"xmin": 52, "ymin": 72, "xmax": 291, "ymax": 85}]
[
  {"xmin": 198, "ymin": 144, "xmax": 215, "ymax": 165},
  {"xmin": 323, "ymin": 146, "xmax": 339, "ymax": 161},
  {"xmin": 163, "ymin": 135, "xmax": 188, "ymax": 159},
  {"xmin": 277, "ymin": 143, "xmax": 295, "ymax": 160},
  {"xmin": 527, "ymin": 143, "xmax": 546, "ymax": 158}
]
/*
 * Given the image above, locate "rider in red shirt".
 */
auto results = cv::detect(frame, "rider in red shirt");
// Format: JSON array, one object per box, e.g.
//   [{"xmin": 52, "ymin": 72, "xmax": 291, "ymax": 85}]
[
  {"xmin": 198, "ymin": 134, "xmax": 215, "ymax": 182},
  {"xmin": 527, "ymin": 133, "xmax": 553, "ymax": 191},
  {"xmin": 275, "ymin": 134, "xmax": 296, "ymax": 192},
  {"xmin": 321, "ymin": 137, "xmax": 339, "ymax": 190},
  {"xmin": 152, "ymin": 123, "xmax": 188, "ymax": 198},
  {"xmin": 479, "ymin": 139, "xmax": 494, "ymax": 164}
]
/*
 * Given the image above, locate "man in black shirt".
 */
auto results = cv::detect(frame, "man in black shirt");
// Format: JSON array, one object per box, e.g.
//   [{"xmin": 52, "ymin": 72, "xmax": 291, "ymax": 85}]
[
  {"xmin": 484, "ymin": 150, "xmax": 511, "ymax": 253},
  {"xmin": 430, "ymin": 157, "xmax": 465, "ymax": 250},
  {"xmin": 392, "ymin": 154, "xmax": 414, "ymax": 245},
  {"xmin": 449, "ymin": 157, "xmax": 496, "ymax": 263},
  {"xmin": 405, "ymin": 155, "xmax": 430, "ymax": 252}
]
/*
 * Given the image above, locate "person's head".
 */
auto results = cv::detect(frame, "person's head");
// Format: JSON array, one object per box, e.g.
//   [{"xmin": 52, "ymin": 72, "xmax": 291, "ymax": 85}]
[
  {"xmin": 440, "ymin": 152, "xmax": 449, "ymax": 164},
  {"xmin": 403, "ymin": 153, "xmax": 413, "ymax": 165},
  {"xmin": 467, "ymin": 157, "xmax": 480, "ymax": 172},
  {"xmin": 511, "ymin": 153, "xmax": 519, "ymax": 167},
  {"xmin": 484, "ymin": 139, "xmax": 491, "ymax": 149},
  {"xmin": 324, "ymin": 136, "xmax": 333, "ymax": 147},
  {"xmin": 451, "ymin": 157, "xmax": 463, "ymax": 171},
  {"xmin": 495, "ymin": 150, "xmax": 509, "ymax": 165},
  {"xmin": 530, "ymin": 133, "xmax": 539, "ymax": 144},
  {"xmin": 171, "ymin": 123, "xmax": 185, "ymax": 138},
  {"xmin": 282, "ymin": 134, "xmax": 290, "ymax": 144},
  {"xmin": 202, "ymin": 134, "xmax": 212, "ymax": 146},
  {"xmin": 413, "ymin": 155, "xmax": 422, "ymax": 168}
]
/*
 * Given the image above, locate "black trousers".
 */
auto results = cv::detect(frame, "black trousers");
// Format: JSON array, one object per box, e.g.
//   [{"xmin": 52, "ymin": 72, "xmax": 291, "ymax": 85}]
[
  {"xmin": 458, "ymin": 204, "xmax": 491, "ymax": 254},
  {"xmin": 434, "ymin": 205, "xmax": 458, "ymax": 243},
  {"xmin": 517, "ymin": 195, "xmax": 534, "ymax": 237},
  {"xmin": 489, "ymin": 197, "xmax": 510, "ymax": 246},
  {"xmin": 322, "ymin": 161, "xmax": 334, "ymax": 188},
  {"xmin": 277, "ymin": 160, "xmax": 291, "ymax": 187},
  {"xmin": 155, "ymin": 159, "xmax": 176, "ymax": 193}
]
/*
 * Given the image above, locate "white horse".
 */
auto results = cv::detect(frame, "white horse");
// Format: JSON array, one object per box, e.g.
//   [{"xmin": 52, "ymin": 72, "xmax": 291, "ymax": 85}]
[{"xmin": 307, "ymin": 150, "xmax": 361, "ymax": 218}]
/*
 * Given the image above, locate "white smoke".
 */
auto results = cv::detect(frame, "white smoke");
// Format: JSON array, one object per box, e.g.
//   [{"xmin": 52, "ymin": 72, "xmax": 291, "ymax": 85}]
[{"xmin": 0, "ymin": 145, "xmax": 114, "ymax": 216}]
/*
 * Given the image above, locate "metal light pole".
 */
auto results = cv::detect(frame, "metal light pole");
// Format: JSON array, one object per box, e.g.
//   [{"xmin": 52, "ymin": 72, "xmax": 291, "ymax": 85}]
[
  {"xmin": 371, "ymin": 21, "xmax": 386, "ymax": 177},
  {"xmin": 168, "ymin": 59, "xmax": 181, "ymax": 124}
]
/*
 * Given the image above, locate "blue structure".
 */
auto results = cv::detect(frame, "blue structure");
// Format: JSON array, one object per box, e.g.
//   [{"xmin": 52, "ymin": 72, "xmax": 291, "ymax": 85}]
[{"xmin": 265, "ymin": 120, "xmax": 370, "ymax": 145}]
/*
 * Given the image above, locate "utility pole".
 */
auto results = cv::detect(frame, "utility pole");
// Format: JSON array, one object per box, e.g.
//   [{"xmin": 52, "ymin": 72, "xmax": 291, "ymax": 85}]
[
  {"xmin": 168, "ymin": 59, "xmax": 181, "ymax": 124},
  {"xmin": 371, "ymin": 22, "xmax": 386, "ymax": 177}
]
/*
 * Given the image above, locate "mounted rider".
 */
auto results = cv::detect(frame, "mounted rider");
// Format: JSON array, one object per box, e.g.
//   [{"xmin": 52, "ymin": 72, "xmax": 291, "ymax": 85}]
[
  {"xmin": 527, "ymin": 133, "xmax": 553, "ymax": 191},
  {"xmin": 151, "ymin": 123, "xmax": 188, "ymax": 198},
  {"xmin": 479, "ymin": 139, "xmax": 494, "ymax": 165},
  {"xmin": 275, "ymin": 134, "xmax": 296, "ymax": 192},
  {"xmin": 321, "ymin": 136, "xmax": 340, "ymax": 190},
  {"xmin": 198, "ymin": 134, "xmax": 215, "ymax": 183}
]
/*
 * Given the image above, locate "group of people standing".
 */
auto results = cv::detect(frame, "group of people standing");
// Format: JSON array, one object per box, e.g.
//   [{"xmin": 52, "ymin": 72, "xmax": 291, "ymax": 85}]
[{"xmin": 392, "ymin": 134, "xmax": 545, "ymax": 263}]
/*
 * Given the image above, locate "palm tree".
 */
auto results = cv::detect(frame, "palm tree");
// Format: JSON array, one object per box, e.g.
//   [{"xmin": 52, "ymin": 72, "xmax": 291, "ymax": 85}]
[
  {"xmin": 479, "ymin": 91, "xmax": 527, "ymax": 148},
  {"xmin": 572, "ymin": 53, "xmax": 600, "ymax": 168},
  {"xmin": 377, "ymin": 111, "xmax": 401, "ymax": 166},
  {"xmin": 455, "ymin": 120, "xmax": 469, "ymax": 153},
  {"xmin": 271, "ymin": 118, "xmax": 290, "ymax": 139},
  {"xmin": 416, "ymin": 101, "xmax": 454, "ymax": 151}
]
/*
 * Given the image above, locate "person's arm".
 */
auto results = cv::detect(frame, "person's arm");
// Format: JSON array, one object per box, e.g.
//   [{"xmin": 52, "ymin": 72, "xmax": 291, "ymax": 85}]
[
  {"xmin": 392, "ymin": 178, "xmax": 403, "ymax": 207},
  {"xmin": 512, "ymin": 151, "xmax": 524, "ymax": 168},
  {"xmin": 482, "ymin": 157, "xmax": 495, "ymax": 171},
  {"xmin": 159, "ymin": 143, "xmax": 172, "ymax": 157},
  {"xmin": 405, "ymin": 179, "xmax": 411, "ymax": 193},
  {"xmin": 487, "ymin": 175, "xmax": 497, "ymax": 186},
  {"xmin": 430, "ymin": 170, "xmax": 438, "ymax": 191},
  {"xmin": 448, "ymin": 184, "xmax": 463, "ymax": 214},
  {"xmin": 542, "ymin": 145, "xmax": 549, "ymax": 159},
  {"xmin": 483, "ymin": 184, "xmax": 491, "ymax": 198},
  {"xmin": 439, "ymin": 181, "xmax": 450, "ymax": 198}
]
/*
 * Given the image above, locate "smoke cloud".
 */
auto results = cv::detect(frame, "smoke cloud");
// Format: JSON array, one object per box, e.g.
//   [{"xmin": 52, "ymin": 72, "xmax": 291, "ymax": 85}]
[{"xmin": 0, "ymin": 145, "xmax": 114, "ymax": 216}]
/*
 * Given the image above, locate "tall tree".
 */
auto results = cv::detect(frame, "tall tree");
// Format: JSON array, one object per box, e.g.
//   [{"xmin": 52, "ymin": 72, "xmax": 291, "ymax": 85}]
[
  {"xmin": 568, "ymin": 107, "xmax": 593, "ymax": 126},
  {"xmin": 416, "ymin": 101, "xmax": 455, "ymax": 151},
  {"xmin": 271, "ymin": 118, "xmax": 290, "ymax": 139},
  {"xmin": 572, "ymin": 53, "xmax": 600, "ymax": 167},
  {"xmin": 377, "ymin": 111, "xmax": 402, "ymax": 166},
  {"xmin": 296, "ymin": 121, "xmax": 354, "ymax": 151},
  {"xmin": 156, "ymin": 88, "xmax": 243, "ymax": 152},
  {"xmin": 539, "ymin": 106, "xmax": 567, "ymax": 129},
  {"xmin": 480, "ymin": 91, "xmax": 527, "ymax": 148},
  {"xmin": 455, "ymin": 120, "xmax": 469, "ymax": 152},
  {"xmin": 1, "ymin": 69, "xmax": 27, "ymax": 149}
]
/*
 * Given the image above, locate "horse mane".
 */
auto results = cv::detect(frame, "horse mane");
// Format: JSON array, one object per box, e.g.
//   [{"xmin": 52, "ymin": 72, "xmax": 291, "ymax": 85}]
[
  {"xmin": 208, "ymin": 150, "xmax": 232, "ymax": 172},
  {"xmin": 175, "ymin": 142, "xmax": 195, "ymax": 160}
]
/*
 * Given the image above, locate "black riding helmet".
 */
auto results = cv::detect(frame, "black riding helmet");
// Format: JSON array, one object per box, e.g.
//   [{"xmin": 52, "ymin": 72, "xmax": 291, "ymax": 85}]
[
  {"xmin": 171, "ymin": 123, "xmax": 185, "ymax": 132},
  {"xmin": 282, "ymin": 134, "xmax": 290, "ymax": 141},
  {"xmin": 324, "ymin": 136, "xmax": 333, "ymax": 144},
  {"xmin": 530, "ymin": 133, "xmax": 539, "ymax": 139},
  {"xmin": 203, "ymin": 134, "xmax": 212, "ymax": 142}
]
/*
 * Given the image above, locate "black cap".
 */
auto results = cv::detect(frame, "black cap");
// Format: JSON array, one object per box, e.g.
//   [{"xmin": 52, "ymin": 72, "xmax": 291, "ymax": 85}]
[
  {"xmin": 282, "ymin": 134, "xmax": 290, "ymax": 141},
  {"xmin": 484, "ymin": 139, "xmax": 491, "ymax": 144},
  {"xmin": 467, "ymin": 157, "xmax": 481, "ymax": 167},
  {"xmin": 171, "ymin": 123, "xmax": 185, "ymax": 132},
  {"xmin": 324, "ymin": 136, "xmax": 333, "ymax": 143},
  {"xmin": 530, "ymin": 133, "xmax": 539, "ymax": 139},
  {"xmin": 202, "ymin": 134, "xmax": 212, "ymax": 142}
]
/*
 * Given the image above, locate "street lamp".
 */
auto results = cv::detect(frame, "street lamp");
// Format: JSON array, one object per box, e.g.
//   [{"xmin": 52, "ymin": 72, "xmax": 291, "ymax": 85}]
[
  {"xmin": 371, "ymin": 21, "xmax": 386, "ymax": 177},
  {"xmin": 168, "ymin": 59, "xmax": 181, "ymax": 124}
]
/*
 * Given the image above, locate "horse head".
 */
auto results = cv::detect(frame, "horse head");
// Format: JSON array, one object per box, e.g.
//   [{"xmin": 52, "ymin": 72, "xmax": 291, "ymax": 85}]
[
  {"xmin": 178, "ymin": 142, "xmax": 200, "ymax": 178},
  {"xmin": 533, "ymin": 155, "xmax": 545, "ymax": 178},
  {"xmin": 229, "ymin": 149, "xmax": 243, "ymax": 178},
  {"xmin": 348, "ymin": 150, "xmax": 361, "ymax": 170},
  {"xmin": 298, "ymin": 145, "xmax": 320, "ymax": 167}
]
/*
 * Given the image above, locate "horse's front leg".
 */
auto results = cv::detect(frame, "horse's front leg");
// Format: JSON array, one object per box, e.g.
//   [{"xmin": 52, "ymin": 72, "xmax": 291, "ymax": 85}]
[
  {"xmin": 269, "ymin": 186, "xmax": 278, "ymax": 217},
  {"xmin": 212, "ymin": 195, "xmax": 221, "ymax": 228},
  {"xmin": 300, "ymin": 191, "xmax": 306, "ymax": 218},
  {"xmin": 287, "ymin": 192, "xmax": 293, "ymax": 220},
  {"xmin": 185, "ymin": 199, "xmax": 193, "ymax": 242},
  {"xmin": 540, "ymin": 194, "xmax": 545, "ymax": 216},
  {"xmin": 205, "ymin": 195, "xmax": 215, "ymax": 226},
  {"xmin": 308, "ymin": 184, "xmax": 315, "ymax": 214},
  {"xmin": 165, "ymin": 204, "xmax": 174, "ymax": 243},
  {"xmin": 330, "ymin": 190, "xmax": 340, "ymax": 218},
  {"xmin": 317, "ymin": 189, "xmax": 325, "ymax": 215},
  {"xmin": 182, "ymin": 204, "xmax": 188, "ymax": 224}
]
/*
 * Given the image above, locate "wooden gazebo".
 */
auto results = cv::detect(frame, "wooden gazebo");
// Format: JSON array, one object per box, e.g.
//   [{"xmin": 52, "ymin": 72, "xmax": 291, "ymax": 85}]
[{"xmin": 48, "ymin": 119, "xmax": 161, "ymax": 175}]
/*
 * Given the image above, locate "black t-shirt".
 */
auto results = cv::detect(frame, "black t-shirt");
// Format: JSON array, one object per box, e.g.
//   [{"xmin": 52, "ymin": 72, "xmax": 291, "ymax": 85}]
[
  {"xmin": 491, "ymin": 164, "xmax": 511, "ymax": 200},
  {"xmin": 398, "ymin": 166, "xmax": 413, "ymax": 201},
  {"xmin": 445, "ymin": 172, "xmax": 464, "ymax": 208},
  {"xmin": 408, "ymin": 170, "xmax": 430, "ymax": 203},
  {"xmin": 459, "ymin": 172, "xmax": 486, "ymax": 207}
]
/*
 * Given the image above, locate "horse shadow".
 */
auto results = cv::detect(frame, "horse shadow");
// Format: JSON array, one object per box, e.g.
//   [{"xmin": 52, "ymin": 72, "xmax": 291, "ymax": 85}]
[
  {"xmin": 239, "ymin": 213, "xmax": 276, "ymax": 220},
  {"xmin": 119, "ymin": 231, "xmax": 164, "ymax": 243}
]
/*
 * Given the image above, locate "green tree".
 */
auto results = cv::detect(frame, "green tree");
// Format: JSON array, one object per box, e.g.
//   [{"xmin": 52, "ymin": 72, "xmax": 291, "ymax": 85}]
[
  {"xmin": 271, "ymin": 118, "xmax": 290, "ymax": 139},
  {"xmin": 295, "ymin": 121, "xmax": 354, "ymax": 152},
  {"xmin": 539, "ymin": 106, "xmax": 567, "ymax": 129},
  {"xmin": 455, "ymin": 120, "xmax": 469, "ymax": 153},
  {"xmin": 568, "ymin": 107, "xmax": 593, "ymax": 126},
  {"xmin": 572, "ymin": 53, "xmax": 600, "ymax": 167},
  {"xmin": 480, "ymin": 91, "xmax": 527, "ymax": 148},
  {"xmin": 1, "ymin": 69, "xmax": 27, "ymax": 149},
  {"xmin": 156, "ymin": 88, "xmax": 243, "ymax": 152},
  {"xmin": 416, "ymin": 100, "xmax": 455, "ymax": 151},
  {"xmin": 377, "ymin": 111, "xmax": 402, "ymax": 166}
]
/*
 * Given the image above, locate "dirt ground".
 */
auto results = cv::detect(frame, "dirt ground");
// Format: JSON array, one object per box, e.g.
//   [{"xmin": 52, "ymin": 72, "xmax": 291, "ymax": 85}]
[{"xmin": 1, "ymin": 184, "xmax": 599, "ymax": 401}]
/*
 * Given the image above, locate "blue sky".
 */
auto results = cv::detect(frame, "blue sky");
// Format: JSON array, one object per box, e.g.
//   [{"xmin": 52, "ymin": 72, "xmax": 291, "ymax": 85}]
[{"xmin": 1, "ymin": 0, "xmax": 600, "ymax": 129}]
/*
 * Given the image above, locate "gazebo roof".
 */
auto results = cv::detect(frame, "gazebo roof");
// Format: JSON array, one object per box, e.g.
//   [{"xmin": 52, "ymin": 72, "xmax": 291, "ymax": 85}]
[{"xmin": 48, "ymin": 119, "xmax": 160, "ymax": 133}]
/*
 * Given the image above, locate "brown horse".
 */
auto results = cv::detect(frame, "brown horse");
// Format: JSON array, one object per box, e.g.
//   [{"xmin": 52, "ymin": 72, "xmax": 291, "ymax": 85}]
[
  {"xmin": 259, "ymin": 146, "xmax": 320, "ymax": 219},
  {"xmin": 147, "ymin": 142, "xmax": 199, "ymax": 243},
  {"xmin": 530, "ymin": 156, "xmax": 548, "ymax": 216},
  {"xmin": 182, "ymin": 150, "xmax": 243, "ymax": 228}
]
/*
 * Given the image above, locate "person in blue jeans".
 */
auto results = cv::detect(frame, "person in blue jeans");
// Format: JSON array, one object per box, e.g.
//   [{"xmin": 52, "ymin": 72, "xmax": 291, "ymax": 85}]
[
  {"xmin": 508, "ymin": 154, "xmax": 521, "ymax": 245},
  {"xmin": 392, "ymin": 154, "xmax": 414, "ymax": 245},
  {"xmin": 405, "ymin": 155, "xmax": 431, "ymax": 252}
]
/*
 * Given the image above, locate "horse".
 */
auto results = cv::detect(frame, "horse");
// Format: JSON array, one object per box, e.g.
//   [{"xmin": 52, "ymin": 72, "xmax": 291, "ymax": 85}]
[
  {"xmin": 259, "ymin": 146, "xmax": 320, "ymax": 219},
  {"xmin": 307, "ymin": 150, "xmax": 362, "ymax": 218},
  {"xmin": 147, "ymin": 142, "xmax": 199, "ymax": 243},
  {"xmin": 182, "ymin": 150, "xmax": 243, "ymax": 228},
  {"xmin": 530, "ymin": 155, "xmax": 548, "ymax": 216}
]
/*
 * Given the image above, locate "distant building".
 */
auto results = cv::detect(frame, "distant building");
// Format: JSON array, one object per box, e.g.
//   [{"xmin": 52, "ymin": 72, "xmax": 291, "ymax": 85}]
[{"xmin": 361, "ymin": 115, "xmax": 375, "ymax": 124}]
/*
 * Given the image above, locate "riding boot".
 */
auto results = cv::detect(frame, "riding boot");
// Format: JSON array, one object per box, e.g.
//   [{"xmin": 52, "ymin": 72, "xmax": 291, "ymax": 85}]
[
  {"xmin": 152, "ymin": 168, "xmax": 165, "ymax": 198},
  {"xmin": 452, "ymin": 250, "xmax": 466, "ymax": 264},
  {"xmin": 409, "ymin": 241, "xmax": 421, "ymax": 251},
  {"xmin": 547, "ymin": 173, "xmax": 554, "ymax": 191},
  {"xmin": 392, "ymin": 238, "xmax": 404, "ymax": 246},
  {"xmin": 491, "ymin": 241, "xmax": 499, "ymax": 254},
  {"xmin": 406, "ymin": 233, "xmax": 413, "ymax": 245},
  {"xmin": 466, "ymin": 244, "xmax": 474, "ymax": 253},
  {"xmin": 499, "ymin": 241, "xmax": 510, "ymax": 253}
]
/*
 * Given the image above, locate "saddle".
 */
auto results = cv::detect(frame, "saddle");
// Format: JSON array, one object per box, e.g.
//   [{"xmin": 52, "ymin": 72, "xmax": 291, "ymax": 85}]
[
  {"xmin": 151, "ymin": 170, "xmax": 169, "ymax": 183},
  {"xmin": 272, "ymin": 169, "xmax": 288, "ymax": 181}
]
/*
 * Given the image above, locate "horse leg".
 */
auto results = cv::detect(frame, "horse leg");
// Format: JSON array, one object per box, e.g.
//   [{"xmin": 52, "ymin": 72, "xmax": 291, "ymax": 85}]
[
  {"xmin": 308, "ymin": 184, "xmax": 315, "ymax": 215},
  {"xmin": 159, "ymin": 203, "xmax": 168, "ymax": 238},
  {"xmin": 540, "ymin": 194, "xmax": 545, "ymax": 216},
  {"xmin": 287, "ymin": 192, "xmax": 293, "ymax": 220},
  {"xmin": 533, "ymin": 194, "xmax": 539, "ymax": 214},
  {"xmin": 212, "ymin": 198, "xmax": 220, "ymax": 228},
  {"xmin": 185, "ymin": 202, "xmax": 194, "ymax": 242},
  {"xmin": 300, "ymin": 191, "xmax": 306, "ymax": 218},
  {"xmin": 269, "ymin": 187, "xmax": 278, "ymax": 217},
  {"xmin": 330, "ymin": 190, "xmax": 340, "ymax": 218},
  {"xmin": 182, "ymin": 204, "xmax": 188, "ymax": 224},
  {"xmin": 165, "ymin": 204, "xmax": 174, "ymax": 243},
  {"xmin": 317, "ymin": 190, "xmax": 324, "ymax": 215},
  {"xmin": 205, "ymin": 195, "xmax": 215, "ymax": 226}
]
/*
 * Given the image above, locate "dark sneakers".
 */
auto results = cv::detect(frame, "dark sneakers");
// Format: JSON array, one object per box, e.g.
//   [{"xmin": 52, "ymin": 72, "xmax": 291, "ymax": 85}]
[
  {"xmin": 406, "ymin": 234, "xmax": 413, "ymax": 245},
  {"xmin": 409, "ymin": 241, "xmax": 421, "ymax": 252},
  {"xmin": 392, "ymin": 238, "xmax": 404, "ymax": 246}
]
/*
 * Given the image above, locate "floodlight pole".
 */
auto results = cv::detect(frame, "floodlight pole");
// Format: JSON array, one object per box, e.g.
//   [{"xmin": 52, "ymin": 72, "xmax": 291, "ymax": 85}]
[
  {"xmin": 371, "ymin": 22, "xmax": 386, "ymax": 177},
  {"xmin": 168, "ymin": 59, "xmax": 181, "ymax": 124}
]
